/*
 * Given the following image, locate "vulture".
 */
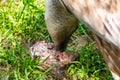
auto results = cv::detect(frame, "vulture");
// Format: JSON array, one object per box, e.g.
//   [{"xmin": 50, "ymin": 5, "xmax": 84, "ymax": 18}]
[{"xmin": 45, "ymin": 0, "xmax": 120, "ymax": 79}]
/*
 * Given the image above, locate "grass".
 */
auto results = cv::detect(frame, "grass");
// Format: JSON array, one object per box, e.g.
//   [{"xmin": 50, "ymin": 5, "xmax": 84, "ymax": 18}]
[{"xmin": 0, "ymin": 0, "xmax": 113, "ymax": 80}]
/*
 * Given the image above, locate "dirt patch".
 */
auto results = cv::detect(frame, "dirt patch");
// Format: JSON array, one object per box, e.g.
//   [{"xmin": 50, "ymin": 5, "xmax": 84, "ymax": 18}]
[{"xmin": 29, "ymin": 41, "xmax": 78, "ymax": 80}]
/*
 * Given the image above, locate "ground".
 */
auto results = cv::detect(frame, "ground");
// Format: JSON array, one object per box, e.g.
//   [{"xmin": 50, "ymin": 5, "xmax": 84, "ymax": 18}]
[{"xmin": 0, "ymin": 0, "xmax": 113, "ymax": 80}]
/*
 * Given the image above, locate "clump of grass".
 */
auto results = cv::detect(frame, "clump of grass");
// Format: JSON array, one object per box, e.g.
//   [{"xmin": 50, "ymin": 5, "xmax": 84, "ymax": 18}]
[
  {"xmin": 67, "ymin": 43, "xmax": 113, "ymax": 80},
  {"xmin": 0, "ymin": 0, "xmax": 113, "ymax": 80},
  {"xmin": 0, "ymin": 0, "xmax": 52, "ymax": 79}
]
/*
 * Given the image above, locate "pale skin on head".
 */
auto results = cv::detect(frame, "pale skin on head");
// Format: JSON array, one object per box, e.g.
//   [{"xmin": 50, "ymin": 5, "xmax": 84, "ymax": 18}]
[{"xmin": 45, "ymin": 0, "xmax": 120, "ymax": 79}]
